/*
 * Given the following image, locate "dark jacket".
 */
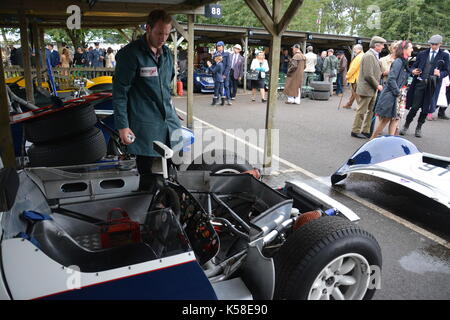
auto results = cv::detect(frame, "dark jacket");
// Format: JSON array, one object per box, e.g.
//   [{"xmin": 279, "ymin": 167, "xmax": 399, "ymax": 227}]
[
  {"xmin": 406, "ymin": 48, "xmax": 450, "ymax": 113},
  {"xmin": 73, "ymin": 52, "xmax": 84, "ymax": 65},
  {"xmin": 315, "ymin": 56, "xmax": 325, "ymax": 74},
  {"xmin": 45, "ymin": 49, "xmax": 60, "ymax": 68},
  {"xmin": 217, "ymin": 50, "xmax": 231, "ymax": 77},
  {"xmin": 375, "ymin": 57, "xmax": 409, "ymax": 118},
  {"xmin": 113, "ymin": 36, "xmax": 181, "ymax": 157},
  {"xmin": 209, "ymin": 61, "xmax": 225, "ymax": 82}
]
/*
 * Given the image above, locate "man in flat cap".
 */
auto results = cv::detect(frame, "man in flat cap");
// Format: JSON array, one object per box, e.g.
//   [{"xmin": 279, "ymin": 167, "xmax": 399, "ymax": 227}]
[
  {"xmin": 400, "ymin": 35, "xmax": 450, "ymax": 137},
  {"xmin": 350, "ymin": 36, "xmax": 386, "ymax": 139}
]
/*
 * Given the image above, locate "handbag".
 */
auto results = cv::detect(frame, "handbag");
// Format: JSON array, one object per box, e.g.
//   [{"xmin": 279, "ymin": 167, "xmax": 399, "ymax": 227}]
[{"xmin": 246, "ymin": 70, "xmax": 259, "ymax": 80}]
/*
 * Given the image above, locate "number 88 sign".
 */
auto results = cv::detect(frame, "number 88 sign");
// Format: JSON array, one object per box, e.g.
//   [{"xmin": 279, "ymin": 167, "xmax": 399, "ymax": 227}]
[{"xmin": 205, "ymin": 4, "xmax": 222, "ymax": 18}]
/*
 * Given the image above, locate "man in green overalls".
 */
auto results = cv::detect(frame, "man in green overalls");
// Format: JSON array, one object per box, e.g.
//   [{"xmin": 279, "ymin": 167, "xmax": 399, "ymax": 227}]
[{"xmin": 113, "ymin": 10, "xmax": 182, "ymax": 190}]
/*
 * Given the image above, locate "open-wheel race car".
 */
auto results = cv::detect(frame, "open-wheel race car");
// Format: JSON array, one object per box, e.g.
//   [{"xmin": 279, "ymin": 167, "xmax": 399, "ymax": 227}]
[{"xmin": 0, "ymin": 134, "xmax": 382, "ymax": 300}]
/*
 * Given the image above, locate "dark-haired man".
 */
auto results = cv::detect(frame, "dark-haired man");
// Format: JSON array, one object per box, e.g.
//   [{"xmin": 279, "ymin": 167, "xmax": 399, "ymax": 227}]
[{"xmin": 113, "ymin": 9, "xmax": 181, "ymax": 190}]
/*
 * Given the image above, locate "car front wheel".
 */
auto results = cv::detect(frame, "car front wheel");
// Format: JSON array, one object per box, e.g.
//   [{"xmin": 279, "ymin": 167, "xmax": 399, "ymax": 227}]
[{"xmin": 273, "ymin": 216, "xmax": 382, "ymax": 300}]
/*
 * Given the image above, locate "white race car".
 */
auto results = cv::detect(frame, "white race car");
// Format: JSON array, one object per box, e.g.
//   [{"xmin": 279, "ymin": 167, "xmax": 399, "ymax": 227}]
[{"xmin": 332, "ymin": 136, "xmax": 450, "ymax": 210}]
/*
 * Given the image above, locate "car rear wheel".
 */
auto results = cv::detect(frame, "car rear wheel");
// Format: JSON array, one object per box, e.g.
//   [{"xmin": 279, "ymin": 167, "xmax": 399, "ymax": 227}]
[
  {"xmin": 273, "ymin": 216, "xmax": 382, "ymax": 300},
  {"xmin": 186, "ymin": 150, "xmax": 253, "ymax": 174}
]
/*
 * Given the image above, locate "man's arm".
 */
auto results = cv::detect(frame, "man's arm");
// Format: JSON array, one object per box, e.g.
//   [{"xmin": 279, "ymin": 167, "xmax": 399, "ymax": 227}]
[
  {"xmin": 238, "ymin": 56, "xmax": 244, "ymax": 79},
  {"xmin": 113, "ymin": 48, "xmax": 138, "ymax": 144},
  {"xmin": 286, "ymin": 59, "xmax": 298, "ymax": 76},
  {"xmin": 363, "ymin": 55, "xmax": 381, "ymax": 91},
  {"xmin": 223, "ymin": 53, "xmax": 231, "ymax": 76}
]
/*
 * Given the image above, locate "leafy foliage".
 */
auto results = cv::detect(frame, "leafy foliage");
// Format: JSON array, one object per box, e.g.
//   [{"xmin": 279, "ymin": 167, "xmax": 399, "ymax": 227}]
[{"xmin": 1, "ymin": 0, "xmax": 449, "ymax": 47}]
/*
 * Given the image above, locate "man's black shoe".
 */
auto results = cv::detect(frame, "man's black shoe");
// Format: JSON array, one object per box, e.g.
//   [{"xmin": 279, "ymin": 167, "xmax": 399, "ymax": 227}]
[
  {"xmin": 361, "ymin": 132, "xmax": 371, "ymax": 138},
  {"xmin": 438, "ymin": 115, "xmax": 450, "ymax": 120},
  {"xmin": 351, "ymin": 132, "xmax": 368, "ymax": 139}
]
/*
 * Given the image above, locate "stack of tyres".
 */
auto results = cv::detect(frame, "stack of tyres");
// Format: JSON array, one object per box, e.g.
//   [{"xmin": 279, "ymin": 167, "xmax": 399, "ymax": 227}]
[
  {"xmin": 309, "ymin": 81, "xmax": 331, "ymax": 101},
  {"xmin": 25, "ymin": 104, "xmax": 106, "ymax": 167}
]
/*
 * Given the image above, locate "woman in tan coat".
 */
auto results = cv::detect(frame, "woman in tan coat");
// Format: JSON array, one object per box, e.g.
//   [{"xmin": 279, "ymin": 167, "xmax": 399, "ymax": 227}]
[{"xmin": 284, "ymin": 44, "xmax": 306, "ymax": 104}]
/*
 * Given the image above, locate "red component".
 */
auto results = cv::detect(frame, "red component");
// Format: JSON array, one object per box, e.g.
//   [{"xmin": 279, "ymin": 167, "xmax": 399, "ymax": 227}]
[
  {"xmin": 177, "ymin": 80, "xmax": 184, "ymax": 96},
  {"xmin": 100, "ymin": 208, "xmax": 141, "ymax": 248},
  {"xmin": 242, "ymin": 169, "xmax": 261, "ymax": 180},
  {"xmin": 293, "ymin": 210, "xmax": 322, "ymax": 230}
]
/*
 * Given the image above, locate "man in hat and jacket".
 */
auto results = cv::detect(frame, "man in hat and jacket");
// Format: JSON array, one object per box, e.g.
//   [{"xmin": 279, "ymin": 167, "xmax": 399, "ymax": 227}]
[
  {"xmin": 215, "ymin": 41, "xmax": 232, "ymax": 105},
  {"xmin": 400, "ymin": 35, "xmax": 450, "ymax": 137},
  {"xmin": 284, "ymin": 44, "xmax": 306, "ymax": 104},
  {"xmin": 229, "ymin": 44, "xmax": 245, "ymax": 100},
  {"xmin": 350, "ymin": 36, "xmax": 386, "ymax": 139}
]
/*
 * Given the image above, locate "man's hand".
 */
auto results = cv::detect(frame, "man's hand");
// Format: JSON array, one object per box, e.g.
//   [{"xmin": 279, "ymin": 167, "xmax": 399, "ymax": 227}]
[
  {"xmin": 412, "ymin": 68, "xmax": 422, "ymax": 76},
  {"xmin": 434, "ymin": 69, "xmax": 441, "ymax": 77},
  {"xmin": 238, "ymin": 77, "xmax": 242, "ymax": 81},
  {"xmin": 206, "ymin": 61, "xmax": 212, "ymax": 67},
  {"xmin": 119, "ymin": 128, "xmax": 135, "ymax": 145},
  {"xmin": 383, "ymin": 70, "xmax": 389, "ymax": 76},
  {"xmin": 377, "ymin": 85, "xmax": 383, "ymax": 91}
]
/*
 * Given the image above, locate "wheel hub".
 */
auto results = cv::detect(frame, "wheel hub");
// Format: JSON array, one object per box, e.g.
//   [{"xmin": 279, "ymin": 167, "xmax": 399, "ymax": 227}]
[{"xmin": 308, "ymin": 253, "xmax": 371, "ymax": 300}]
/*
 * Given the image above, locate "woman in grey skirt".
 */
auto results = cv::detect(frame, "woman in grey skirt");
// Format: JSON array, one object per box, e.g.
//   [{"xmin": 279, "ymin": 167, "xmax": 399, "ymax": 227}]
[{"xmin": 371, "ymin": 41, "xmax": 414, "ymax": 139}]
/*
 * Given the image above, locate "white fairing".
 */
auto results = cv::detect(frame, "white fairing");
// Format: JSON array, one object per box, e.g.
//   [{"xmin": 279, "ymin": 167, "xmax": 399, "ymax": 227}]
[
  {"xmin": 1, "ymin": 238, "xmax": 195, "ymax": 300},
  {"xmin": 286, "ymin": 181, "xmax": 360, "ymax": 222},
  {"xmin": 342, "ymin": 153, "xmax": 450, "ymax": 209}
]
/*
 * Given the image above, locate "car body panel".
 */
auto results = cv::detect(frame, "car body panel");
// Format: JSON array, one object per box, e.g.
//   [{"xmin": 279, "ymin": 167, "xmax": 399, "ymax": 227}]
[{"xmin": 332, "ymin": 136, "xmax": 450, "ymax": 209}]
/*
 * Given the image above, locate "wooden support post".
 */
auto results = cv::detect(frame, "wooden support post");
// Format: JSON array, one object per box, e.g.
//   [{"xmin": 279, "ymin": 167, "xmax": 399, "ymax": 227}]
[
  {"xmin": 302, "ymin": 39, "xmax": 307, "ymax": 55},
  {"xmin": 186, "ymin": 14, "xmax": 195, "ymax": 129},
  {"xmin": 19, "ymin": 13, "xmax": 34, "ymax": 104},
  {"xmin": 244, "ymin": 0, "xmax": 304, "ymax": 174},
  {"xmin": 171, "ymin": 32, "xmax": 178, "ymax": 96},
  {"xmin": 0, "ymin": 46, "xmax": 16, "ymax": 169},
  {"xmin": 242, "ymin": 35, "xmax": 249, "ymax": 93},
  {"xmin": 263, "ymin": 1, "xmax": 282, "ymax": 173},
  {"xmin": 31, "ymin": 21, "xmax": 43, "ymax": 87}
]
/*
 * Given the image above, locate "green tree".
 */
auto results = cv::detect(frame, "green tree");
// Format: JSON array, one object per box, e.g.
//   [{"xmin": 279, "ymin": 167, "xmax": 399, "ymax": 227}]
[{"xmin": 359, "ymin": 0, "xmax": 450, "ymax": 43}]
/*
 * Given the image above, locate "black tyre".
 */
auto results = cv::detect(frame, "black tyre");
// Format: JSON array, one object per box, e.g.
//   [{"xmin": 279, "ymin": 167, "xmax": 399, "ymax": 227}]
[
  {"xmin": 24, "ymin": 104, "xmax": 97, "ymax": 143},
  {"xmin": 309, "ymin": 81, "xmax": 332, "ymax": 92},
  {"xmin": 274, "ymin": 216, "xmax": 382, "ymax": 300},
  {"xmin": 310, "ymin": 90, "xmax": 330, "ymax": 100},
  {"xmin": 186, "ymin": 150, "xmax": 253, "ymax": 173},
  {"xmin": 28, "ymin": 127, "xmax": 106, "ymax": 167}
]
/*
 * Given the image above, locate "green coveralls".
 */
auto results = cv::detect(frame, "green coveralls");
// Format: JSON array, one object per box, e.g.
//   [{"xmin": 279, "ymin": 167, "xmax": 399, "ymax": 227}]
[{"xmin": 113, "ymin": 35, "xmax": 181, "ymax": 157}]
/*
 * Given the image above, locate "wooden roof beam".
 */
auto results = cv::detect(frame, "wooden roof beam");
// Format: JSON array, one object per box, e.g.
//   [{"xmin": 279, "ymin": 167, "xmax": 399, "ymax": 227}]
[
  {"xmin": 277, "ymin": 0, "xmax": 305, "ymax": 35},
  {"xmin": 244, "ymin": 0, "xmax": 276, "ymax": 36}
]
